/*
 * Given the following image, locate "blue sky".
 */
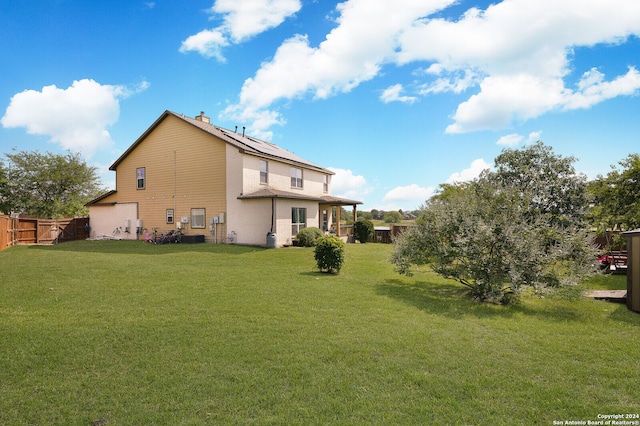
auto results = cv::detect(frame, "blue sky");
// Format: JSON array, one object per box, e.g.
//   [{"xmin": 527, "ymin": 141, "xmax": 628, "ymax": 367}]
[{"xmin": 2, "ymin": 0, "xmax": 640, "ymax": 211}]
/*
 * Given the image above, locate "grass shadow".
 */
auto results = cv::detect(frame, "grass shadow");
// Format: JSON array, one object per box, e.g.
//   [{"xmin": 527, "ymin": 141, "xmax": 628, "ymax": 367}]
[
  {"xmin": 25, "ymin": 240, "xmax": 266, "ymax": 256},
  {"xmin": 377, "ymin": 278, "xmax": 585, "ymax": 323},
  {"xmin": 608, "ymin": 303, "xmax": 640, "ymax": 326}
]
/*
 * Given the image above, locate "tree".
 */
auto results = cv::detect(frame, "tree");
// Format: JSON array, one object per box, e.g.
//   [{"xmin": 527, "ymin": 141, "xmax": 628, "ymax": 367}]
[
  {"xmin": 383, "ymin": 210, "xmax": 403, "ymax": 223},
  {"xmin": 489, "ymin": 141, "xmax": 589, "ymax": 227},
  {"xmin": 1, "ymin": 150, "xmax": 104, "ymax": 218},
  {"xmin": 0, "ymin": 162, "xmax": 9, "ymax": 214},
  {"xmin": 587, "ymin": 153, "xmax": 640, "ymax": 234},
  {"xmin": 391, "ymin": 143, "xmax": 597, "ymax": 304},
  {"xmin": 357, "ymin": 210, "xmax": 373, "ymax": 221}
]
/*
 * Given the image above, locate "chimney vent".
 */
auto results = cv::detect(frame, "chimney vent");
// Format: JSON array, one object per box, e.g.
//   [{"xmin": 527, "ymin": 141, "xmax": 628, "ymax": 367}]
[
  {"xmin": 242, "ymin": 126, "xmax": 246, "ymax": 137},
  {"xmin": 195, "ymin": 111, "xmax": 210, "ymax": 124},
  {"xmin": 235, "ymin": 126, "xmax": 238, "ymax": 133}
]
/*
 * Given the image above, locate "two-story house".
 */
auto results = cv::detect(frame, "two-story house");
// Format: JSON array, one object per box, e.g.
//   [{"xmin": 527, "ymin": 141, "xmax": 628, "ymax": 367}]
[{"xmin": 87, "ymin": 110, "xmax": 361, "ymax": 247}]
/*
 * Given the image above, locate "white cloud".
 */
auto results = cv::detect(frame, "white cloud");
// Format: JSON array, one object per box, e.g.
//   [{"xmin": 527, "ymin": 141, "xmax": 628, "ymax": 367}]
[
  {"xmin": 222, "ymin": 0, "xmax": 640, "ymax": 136},
  {"xmin": 563, "ymin": 66, "xmax": 640, "ymax": 110},
  {"xmin": 180, "ymin": 0, "xmax": 301, "ymax": 60},
  {"xmin": 526, "ymin": 130, "xmax": 542, "ymax": 144},
  {"xmin": 497, "ymin": 133, "xmax": 523, "ymax": 147},
  {"xmin": 179, "ymin": 29, "xmax": 229, "ymax": 61},
  {"xmin": 1, "ymin": 79, "xmax": 148, "ymax": 158},
  {"xmin": 418, "ymin": 69, "xmax": 479, "ymax": 95},
  {"xmin": 222, "ymin": 0, "xmax": 453, "ymax": 128},
  {"xmin": 383, "ymin": 184, "xmax": 434, "ymax": 208},
  {"xmin": 446, "ymin": 158, "xmax": 491, "ymax": 184},
  {"xmin": 328, "ymin": 167, "xmax": 370, "ymax": 200},
  {"xmin": 497, "ymin": 130, "xmax": 542, "ymax": 147},
  {"xmin": 380, "ymin": 84, "xmax": 417, "ymax": 104},
  {"xmin": 396, "ymin": 0, "xmax": 640, "ymax": 133}
]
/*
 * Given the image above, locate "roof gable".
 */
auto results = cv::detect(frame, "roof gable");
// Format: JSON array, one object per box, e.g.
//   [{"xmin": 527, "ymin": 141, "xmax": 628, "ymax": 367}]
[{"xmin": 110, "ymin": 110, "xmax": 332, "ymax": 174}]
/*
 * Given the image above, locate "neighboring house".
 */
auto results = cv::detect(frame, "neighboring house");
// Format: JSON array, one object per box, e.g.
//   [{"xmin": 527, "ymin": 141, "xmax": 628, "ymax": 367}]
[{"xmin": 87, "ymin": 110, "xmax": 361, "ymax": 247}]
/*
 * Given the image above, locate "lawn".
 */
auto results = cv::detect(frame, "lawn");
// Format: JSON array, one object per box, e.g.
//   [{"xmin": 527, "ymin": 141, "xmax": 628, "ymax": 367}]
[{"xmin": 1, "ymin": 241, "xmax": 639, "ymax": 425}]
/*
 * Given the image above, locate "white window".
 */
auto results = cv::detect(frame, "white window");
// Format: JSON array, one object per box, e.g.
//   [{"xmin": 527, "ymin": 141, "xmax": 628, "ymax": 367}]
[
  {"xmin": 191, "ymin": 208, "xmax": 205, "ymax": 229},
  {"xmin": 323, "ymin": 175, "xmax": 329, "ymax": 193},
  {"xmin": 260, "ymin": 160, "xmax": 268, "ymax": 184},
  {"xmin": 166, "ymin": 209, "xmax": 174, "ymax": 224},
  {"xmin": 291, "ymin": 167, "xmax": 303, "ymax": 188},
  {"xmin": 136, "ymin": 167, "xmax": 145, "ymax": 189},
  {"xmin": 292, "ymin": 207, "xmax": 306, "ymax": 235}
]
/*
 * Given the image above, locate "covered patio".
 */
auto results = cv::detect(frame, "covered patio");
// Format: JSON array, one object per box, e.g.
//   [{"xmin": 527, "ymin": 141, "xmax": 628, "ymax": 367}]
[
  {"xmin": 237, "ymin": 188, "xmax": 362, "ymax": 243},
  {"xmin": 319, "ymin": 195, "xmax": 362, "ymax": 239}
]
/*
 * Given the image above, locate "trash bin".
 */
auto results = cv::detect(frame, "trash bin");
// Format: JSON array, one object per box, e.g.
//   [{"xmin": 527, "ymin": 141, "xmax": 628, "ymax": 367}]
[
  {"xmin": 624, "ymin": 229, "xmax": 640, "ymax": 313},
  {"xmin": 266, "ymin": 232, "xmax": 277, "ymax": 248}
]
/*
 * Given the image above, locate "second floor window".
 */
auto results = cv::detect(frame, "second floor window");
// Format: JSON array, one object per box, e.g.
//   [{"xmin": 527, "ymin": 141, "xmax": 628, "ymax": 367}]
[
  {"xmin": 291, "ymin": 167, "xmax": 303, "ymax": 188},
  {"xmin": 260, "ymin": 160, "xmax": 268, "ymax": 184},
  {"xmin": 136, "ymin": 167, "xmax": 145, "ymax": 189},
  {"xmin": 323, "ymin": 175, "xmax": 329, "ymax": 193}
]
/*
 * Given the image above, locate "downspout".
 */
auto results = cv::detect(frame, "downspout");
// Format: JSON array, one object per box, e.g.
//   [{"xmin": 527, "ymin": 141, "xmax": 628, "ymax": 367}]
[
  {"xmin": 271, "ymin": 197, "xmax": 275, "ymax": 233},
  {"xmin": 174, "ymin": 151, "xmax": 177, "ymax": 220}
]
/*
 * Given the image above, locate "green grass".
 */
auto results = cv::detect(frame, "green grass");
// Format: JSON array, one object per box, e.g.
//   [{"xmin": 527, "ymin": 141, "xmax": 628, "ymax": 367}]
[{"xmin": 1, "ymin": 241, "xmax": 638, "ymax": 425}]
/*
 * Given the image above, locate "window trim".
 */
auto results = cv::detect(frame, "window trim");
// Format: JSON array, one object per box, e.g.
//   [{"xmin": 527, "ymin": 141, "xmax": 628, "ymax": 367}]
[
  {"xmin": 323, "ymin": 174, "xmax": 329, "ymax": 193},
  {"xmin": 292, "ymin": 207, "xmax": 307, "ymax": 235},
  {"xmin": 260, "ymin": 160, "xmax": 268, "ymax": 184},
  {"xmin": 291, "ymin": 167, "xmax": 303, "ymax": 189},
  {"xmin": 136, "ymin": 167, "xmax": 145, "ymax": 190},
  {"xmin": 191, "ymin": 208, "xmax": 206, "ymax": 229},
  {"xmin": 166, "ymin": 209, "xmax": 174, "ymax": 224}
]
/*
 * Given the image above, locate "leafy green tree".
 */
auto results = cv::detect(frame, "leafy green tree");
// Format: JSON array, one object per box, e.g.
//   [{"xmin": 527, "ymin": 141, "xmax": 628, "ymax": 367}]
[
  {"xmin": 489, "ymin": 141, "xmax": 588, "ymax": 227},
  {"xmin": 314, "ymin": 235, "xmax": 345, "ymax": 273},
  {"xmin": 392, "ymin": 143, "xmax": 597, "ymax": 304},
  {"xmin": 353, "ymin": 218, "xmax": 374, "ymax": 243},
  {"xmin": 1, "ymin": 150, "xmax": 104, "ymax": 218},
  {"xmin": 0, "ymin": 162, "xmax": 9, "ymax": 215},
  {"xmin": 383, "ymin": 211, "xmax": 403, "ymax": 223},
  {"xmin": 588, "ymin": 153, "xmax": 640, "ymax": 234},
  {"xmin": 357, "ymin": 210, "xmax": 373, "ymax": 220}
]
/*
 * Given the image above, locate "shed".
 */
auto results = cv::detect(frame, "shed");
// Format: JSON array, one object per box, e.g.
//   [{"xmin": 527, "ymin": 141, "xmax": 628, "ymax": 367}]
[{"xmin": 623, "ymin": 228, "xmax": 640, "ymax": 313}]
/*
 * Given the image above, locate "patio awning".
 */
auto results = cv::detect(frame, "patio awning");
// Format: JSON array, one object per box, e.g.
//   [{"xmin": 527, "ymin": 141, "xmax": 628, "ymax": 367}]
[{"xmin": 238, "ymin": 188, "xmax": 362, "ymax": 206}]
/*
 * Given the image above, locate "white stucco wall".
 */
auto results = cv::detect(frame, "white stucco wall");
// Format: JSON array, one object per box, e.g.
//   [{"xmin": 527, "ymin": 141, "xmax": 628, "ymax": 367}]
[
  {"xmin": 225, "ymin": 146, "xmax": 324, "ymax": 247},
  {"xmin": 88, "ymin": 203, "xmax": 138, "ymax": 240}
]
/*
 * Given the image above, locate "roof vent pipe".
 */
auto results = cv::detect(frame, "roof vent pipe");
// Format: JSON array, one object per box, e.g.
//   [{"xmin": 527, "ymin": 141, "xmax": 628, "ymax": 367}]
[
  {"xmin": 242, "ymin": 126, "xmax": 246, "ymax": 137},
  {"xmin": 234, "ymin": 126, "xmax": 237, "ymax": 133}
]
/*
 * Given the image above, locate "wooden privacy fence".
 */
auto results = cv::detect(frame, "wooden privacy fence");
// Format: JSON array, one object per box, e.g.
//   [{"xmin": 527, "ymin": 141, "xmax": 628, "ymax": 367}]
[
  {"xmin": 0, "ymin": 217, "xmax": 90, "ymax": 247},
  {"xmin": 0, "ymin": 215, "xmax": 18, "ymax": 251},
  {"xmin": 373, "ymin": 224, "xmax": 411, "ymax": 243}
]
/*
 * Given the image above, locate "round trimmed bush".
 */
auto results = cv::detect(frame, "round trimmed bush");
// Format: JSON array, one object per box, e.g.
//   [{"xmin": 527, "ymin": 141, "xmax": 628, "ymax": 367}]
[
  {"xmin": 353, "ymin": 219, "xmax": 374, "ymax": 243},
  {"xmin": 314, "ymin": 235, "xmax": 345, "ymax": 273},
  {"xmin": 296, "ymin": 227, "xmax": 324, "ymax": 247}
]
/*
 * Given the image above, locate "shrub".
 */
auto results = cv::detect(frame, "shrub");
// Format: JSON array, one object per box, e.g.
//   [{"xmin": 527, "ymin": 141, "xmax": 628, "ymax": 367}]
[
  {"xmin": 296, "ymin": 227, "xmax": 324, "ymax": 247},
  {"xmin": 353, "ymin": 219, "xmax": 374, "ymax": 243},
  {"xmin": 314, "ymin": 235, "xmax": 345, "ymax": 273}
]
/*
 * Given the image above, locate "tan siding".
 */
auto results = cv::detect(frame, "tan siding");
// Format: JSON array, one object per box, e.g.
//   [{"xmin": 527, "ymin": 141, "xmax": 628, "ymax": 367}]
[{"xmin": 109, "ymin": 115, "xmax": 226, "ymax": 240}]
